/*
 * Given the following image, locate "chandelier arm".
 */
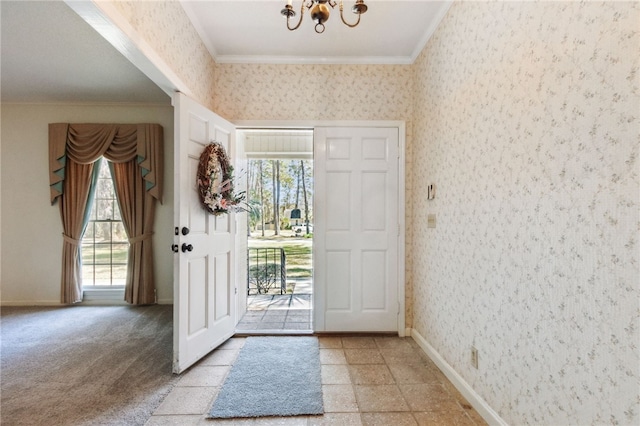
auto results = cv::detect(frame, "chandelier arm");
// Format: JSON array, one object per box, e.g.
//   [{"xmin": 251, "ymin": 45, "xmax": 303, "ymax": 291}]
[
  {"xmin": 286, "ymin": 2, "xmax": 306, "ymax": 31},
  {"xmin": 339, "ymin": 7, "xmax": 361, "ymax": 28}
]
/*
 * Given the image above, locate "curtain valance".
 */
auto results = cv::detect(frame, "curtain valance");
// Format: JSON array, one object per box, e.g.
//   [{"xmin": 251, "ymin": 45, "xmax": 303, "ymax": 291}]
[{"xmin": 49, "ymin": 123, "xmax": 163, "ymax": 204}]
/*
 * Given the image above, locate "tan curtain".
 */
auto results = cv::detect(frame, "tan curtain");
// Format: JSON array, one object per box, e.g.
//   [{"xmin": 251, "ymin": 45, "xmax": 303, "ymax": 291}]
[
  {"xmin": 111, "ymin": 159, "xmax": 157, "ymax": 305},
  {"xmin": 58, "ymin": 160, "xmax": 96, "ymax": 303},
  {"xmin": 49, "ymin": 123, "xmax": 163, "ymax": 304}
]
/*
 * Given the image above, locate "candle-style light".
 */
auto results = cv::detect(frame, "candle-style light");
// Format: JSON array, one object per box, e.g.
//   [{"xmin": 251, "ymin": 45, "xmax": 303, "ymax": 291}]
[{"xmin": 281, "ymin": 0, "xmax": 368, "ymax": 34}]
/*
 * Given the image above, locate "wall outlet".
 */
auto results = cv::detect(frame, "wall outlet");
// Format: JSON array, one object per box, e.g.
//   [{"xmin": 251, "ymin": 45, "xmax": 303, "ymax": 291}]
[{"xmin": 471, "ymin": 346, "xmax": 479, "ymax": 369}]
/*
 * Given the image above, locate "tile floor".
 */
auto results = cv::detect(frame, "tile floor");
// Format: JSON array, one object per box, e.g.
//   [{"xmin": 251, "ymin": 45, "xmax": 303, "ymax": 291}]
[
  {"xmin": 236, "ymin": 278, "xmax": 313, "ymax": 331},
  {"xmin": 146, "ymin": 335, "xmax": 487, "ymax": 425}
]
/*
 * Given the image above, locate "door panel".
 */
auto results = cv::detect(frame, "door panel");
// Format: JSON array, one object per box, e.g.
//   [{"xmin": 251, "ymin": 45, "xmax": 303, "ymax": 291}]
[
  {"xmin": 315, "ymin": 127, "xmax": 399, "ymax": 332},
  {"xmin": 173, "ymin": 92, "xmax": 237, "ymax": 374}
]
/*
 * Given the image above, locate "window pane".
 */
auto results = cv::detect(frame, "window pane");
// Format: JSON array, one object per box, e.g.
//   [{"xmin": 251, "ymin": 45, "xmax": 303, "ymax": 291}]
[
  {"xmin": 93, "ymin": 265, "xmax": 112, "ymax": 286},
  {"xmin": 112, "ymin": 265, "xmax": 127, "ymax": 286},
  {"xmin": 83, "ymin": 223, "xmax": 95, "ymax": 239},
  {"xmin": 81, "ymin": 244, "xmax": 94, "ymax": 264},
  {"xmin": 82, "ymin": 265, "xmax": 95, "ymax": 286},
  {"xmin": 112, "ymin": 244, "xmax": 128, "ymax": 263},
  {"xmin": 113, "ymin": 222, "xmax": 127, "ymax": 242},
  {"xmin": 81, "ymin": 159, "xmax": 127, "ymax": 288},
  {"xmin": 96, "ymin": 200, "xmax": 113, "ymax": 220},
  {"xmin": 94, "ymin": 244, "xmax": 111, "ymax": 264}
]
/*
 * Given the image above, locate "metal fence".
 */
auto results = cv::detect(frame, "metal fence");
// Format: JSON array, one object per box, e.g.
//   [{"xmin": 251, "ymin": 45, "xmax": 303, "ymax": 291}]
[{"xmin": 247, "ymin": 247, "xmax": 286, "ymax": 295}]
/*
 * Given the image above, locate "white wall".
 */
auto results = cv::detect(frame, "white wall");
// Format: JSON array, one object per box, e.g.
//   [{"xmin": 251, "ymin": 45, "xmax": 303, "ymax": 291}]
[{"xmin": 0, "ymin": 103, "xmax": 174, "ymax": 304}]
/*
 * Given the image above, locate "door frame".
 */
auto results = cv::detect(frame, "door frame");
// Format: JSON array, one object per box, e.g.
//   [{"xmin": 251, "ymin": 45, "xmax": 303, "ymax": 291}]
[{"xmin": 235, "ymin": 120, "xmax": 406, "ymax": 337}]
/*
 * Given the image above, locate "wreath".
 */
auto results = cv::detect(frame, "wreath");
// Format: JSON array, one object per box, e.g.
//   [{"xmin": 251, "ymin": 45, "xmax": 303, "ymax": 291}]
[{"xmin": 197, "ymin": 142, "xmax": 245, "ymax": 215}]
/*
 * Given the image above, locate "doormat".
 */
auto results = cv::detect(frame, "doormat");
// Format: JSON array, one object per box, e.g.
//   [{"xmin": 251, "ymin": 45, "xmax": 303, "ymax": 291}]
[{"xmin": 208, "ymin": 336, "xmax": 324, "ymax": 419}]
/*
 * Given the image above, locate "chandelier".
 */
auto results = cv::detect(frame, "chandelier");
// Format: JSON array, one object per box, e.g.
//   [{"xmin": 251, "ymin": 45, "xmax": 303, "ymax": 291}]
[{"xmin": 281, "ymin": 0, "xmax": 368, "ymax": 34}]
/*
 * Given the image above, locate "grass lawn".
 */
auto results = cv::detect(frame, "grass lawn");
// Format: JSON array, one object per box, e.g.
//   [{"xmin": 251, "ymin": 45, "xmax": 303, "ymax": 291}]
[{"xmin": 248, "ymin": 234, "xmax": 313, "ymax": 279}]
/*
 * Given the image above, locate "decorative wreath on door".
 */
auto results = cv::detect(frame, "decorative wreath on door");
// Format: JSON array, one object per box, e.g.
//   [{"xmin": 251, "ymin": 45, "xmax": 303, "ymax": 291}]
[{"xmin": 197, "ymin": 142, "xmax": 245, "ymax": 215}]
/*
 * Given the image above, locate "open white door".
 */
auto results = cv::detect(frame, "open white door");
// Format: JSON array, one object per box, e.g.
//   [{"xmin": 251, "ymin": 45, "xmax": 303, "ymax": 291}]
[
  {"xmin": 314, "ymin": 127, "xmax": 400, "ymax": 332},
  {"xmin": 173, "ymin": 92, "xmax": 237, "ymax": 373}
]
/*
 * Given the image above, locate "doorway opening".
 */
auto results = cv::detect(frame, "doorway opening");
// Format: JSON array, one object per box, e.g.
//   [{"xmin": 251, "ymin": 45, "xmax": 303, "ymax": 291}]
[{"xmin": 236, "ymin": 129, "xmax": 314, "ymax": 333}]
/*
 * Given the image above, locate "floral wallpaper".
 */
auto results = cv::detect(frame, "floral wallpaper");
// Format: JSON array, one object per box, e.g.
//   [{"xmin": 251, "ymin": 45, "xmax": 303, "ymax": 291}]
[
  {"xmin": 411, "ymin": 1, "xmax": 639, "ymax": 425},
  {"xmin": 101, "ymin": 1, "xmax": 638, "ymax": 423},
  {"xmin": 108, "ymin": 0, "xmax": 217, "ymax": 110},
  {"xmin": 214, "ymin": 63, "xmax": 416, "ymax": 326}
]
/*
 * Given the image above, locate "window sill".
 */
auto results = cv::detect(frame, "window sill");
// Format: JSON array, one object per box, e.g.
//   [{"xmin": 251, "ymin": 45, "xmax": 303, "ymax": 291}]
[{"xmin": 82, "ymin": 288, "xmax": 125, "ymax": 304}]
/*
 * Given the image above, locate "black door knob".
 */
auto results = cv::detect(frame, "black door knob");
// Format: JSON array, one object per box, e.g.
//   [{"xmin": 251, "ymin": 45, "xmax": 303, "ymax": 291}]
[
  {"xmin": 181, "ymin": 227, "xmax": 190, "ymax": 235},
  {"xmin": 181, "ymin": 243, "xmax": 193, "ymax": 253},
  {"xmin": 171, "ymin": 244, "xmax": 179, "ymax": 253}
]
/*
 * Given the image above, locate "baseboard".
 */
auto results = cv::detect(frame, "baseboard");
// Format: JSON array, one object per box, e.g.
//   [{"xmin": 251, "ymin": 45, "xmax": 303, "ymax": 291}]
[
  {"xmin": 410, "ymin": 328, "xmax": 508, "ymax": 426},
  {"xmin": 157, "ymin": 299, "xmax": 173, "ymax": 305},
  {"xmin": 1, "ymin": 300, "xmax": 62, "ymax": 306}
]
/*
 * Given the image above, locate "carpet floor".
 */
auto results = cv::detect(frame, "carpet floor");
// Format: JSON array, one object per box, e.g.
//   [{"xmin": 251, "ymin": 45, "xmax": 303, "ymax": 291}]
[{"xmin": 0, "ymin": 304, "xmax": 177, "ymax": 426}]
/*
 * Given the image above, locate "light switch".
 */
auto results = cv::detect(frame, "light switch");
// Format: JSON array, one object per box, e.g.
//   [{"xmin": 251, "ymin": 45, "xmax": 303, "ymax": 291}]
[{"xmin": 427, "ymin": 214, "xmax": 436, "ymax": 228}]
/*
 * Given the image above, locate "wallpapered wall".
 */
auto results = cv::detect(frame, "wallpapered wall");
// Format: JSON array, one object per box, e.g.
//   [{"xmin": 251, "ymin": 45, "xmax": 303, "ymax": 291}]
[
  {"xmin": 412, "ymin": 1, "xmax": 639, "ymax": 424},
  {"xmin": 94, "ymin": 1, "xmax": 638, "ymax": 423},
  {"xmin": 214, "ymin": 63, "xmax": 417, "ymax": 326},
  {"xmin": 109, "ymin": 0, "xmax": 217, "ymax": 110}
]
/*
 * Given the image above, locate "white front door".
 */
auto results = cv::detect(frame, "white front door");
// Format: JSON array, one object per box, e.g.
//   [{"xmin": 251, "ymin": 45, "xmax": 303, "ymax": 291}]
[
  {"xmin": 314, "ymin": 127, "xmax": 399, "ymax": 332},
  {"xmin": 173, "ymin": 92, "xmax": 237, "ymax": 373}
]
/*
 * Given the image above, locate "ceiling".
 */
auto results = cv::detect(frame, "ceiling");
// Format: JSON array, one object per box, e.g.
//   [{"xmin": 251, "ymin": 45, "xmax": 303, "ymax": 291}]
[
  {"xmin": 1, "ymin": 1, "xmax": 451, "ymax": 104},
  {"xmin": 181, "ymin": 1, "xmax": 452, "ymax": 64}
]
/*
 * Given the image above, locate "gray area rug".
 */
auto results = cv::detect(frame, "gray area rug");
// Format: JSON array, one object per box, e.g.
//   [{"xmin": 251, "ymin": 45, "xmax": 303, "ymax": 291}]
[{"xmin": 209, "ymin": 336, "xmax": 323, "ymax": 418}]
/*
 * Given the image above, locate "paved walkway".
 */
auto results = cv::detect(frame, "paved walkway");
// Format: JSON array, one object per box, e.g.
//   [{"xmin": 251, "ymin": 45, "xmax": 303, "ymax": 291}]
[{"xmin": 237, "ymin": 278, "xmax": 313, "ymax": 331}]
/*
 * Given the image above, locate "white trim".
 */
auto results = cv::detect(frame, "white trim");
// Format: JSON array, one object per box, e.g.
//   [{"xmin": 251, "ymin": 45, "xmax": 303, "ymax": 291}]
[
  {"xmin": 1, "ymin": 300, "xmax": 62, "ymax": 306},
  {"xmin": 409, "ymin": 0, "xmax": 454, "ymax": 63},
  {"xmin": 239, "ymin": 120, "xmax": 406, "ymax": 336},
  {"xmin": 216, "ymin": 55, "xmax": 414, "ymax": 65},
  {"xmin": 397, "ymin": 123, "xmax": 406, "ymax": 337},
  {"xmin": 157, "ymin": 299, "xmax": 173, "ymax": 305},
  {"xmin": 411, "ymin": 328, "xmax": 508, "ymax": 426}
]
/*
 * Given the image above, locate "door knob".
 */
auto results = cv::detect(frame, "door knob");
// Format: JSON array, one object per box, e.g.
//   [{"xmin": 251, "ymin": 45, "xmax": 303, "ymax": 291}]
[
  {"xmin": 171, "ymin": 244, "xmax": 179, "ymax": 253},
  {"xmin": 181, "ymin": 227, "xmax": 190, "ymax": 235},
  {"xmin": 181, "ymin": 243, "xmax": 193, "ymax": 253}
]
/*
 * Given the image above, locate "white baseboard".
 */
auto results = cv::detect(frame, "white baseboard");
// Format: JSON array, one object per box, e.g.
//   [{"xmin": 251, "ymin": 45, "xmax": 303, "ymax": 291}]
[
  {"xmin": 157, "ymin": 299, "xmax": 173, "ymax": 305},
  {"xmin": 410, "ymin": 328, "xmax": 508, "ymax": 426},
  {"xmin": 1, "ymin": 300, "xmax": 62, "ymax": 306}
]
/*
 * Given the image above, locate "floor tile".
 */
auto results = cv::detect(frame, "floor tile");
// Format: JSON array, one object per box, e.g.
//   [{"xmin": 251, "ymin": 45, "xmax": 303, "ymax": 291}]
[
  {"xmin": 348, "ymin": 364, "xmax": 395, "ymax": 385},
  {"xmin": 322, "ymin": 384, "xmax": 359, "ymax": 412},
  {"xmin": 218, "ymin": 337, "xmax": 246, "ymax": 349},
  {"xmin": 379, "ymin": 347, "xmax": 427, "ymax": 365},
  {"xmin": 399, "ymin": 383, "xmax": 458, "ymax": 411},
  {"xmin": 413, "ymin": 411, "xmax": 476, "ymax": 426},
  {"xmin": 387, "ymin": 362, "xmax": 439, "ymax": 384},
  {"xmin": 344, "ymin": 349, "xmax": 385, "ymax": 364},
  {"xmin": 341, "ymin": 336, "xmax": 377, "ymax": 349},
  {"xmin": 321, "ymin": 364, "xmax": 351, "ymax": 384},
  {"xmin": 318, "ymin": 336, "xmax": 343, "ymax": 349},
  {"xmin": 360, "ymin": 412, "xmax": 417, "ymax": 426},
  {"xmin": 145, "ymin": 414, "xmax": 208, "ymax": 425},
  {"xmin": 253, "ymin": 416, "xmax": 309, "ymax": 425},
  {"xmin": 354, "ymin": 385, "xmax": 409, "ymax": 412},
  {"xmin": 308, "ymin": 413, "xmax": 362, "ymax": 425},
  {"xmin": 151, "ymin": 334, "xmax": 487, "ymax": 425},
  {"xmin": 319, "ymin": 349, "xmax": 347, "ymax": 364},
  {"xmin": 153, "ymin": 386, "xmax": 219, "ymax": 415},
  {"xmin": 200, "ymin": 349, "xmax": 239, "ymax": 366},
  {"xmin": 176, "ymin": 365, "xmax": 229, "ymax": 387}
]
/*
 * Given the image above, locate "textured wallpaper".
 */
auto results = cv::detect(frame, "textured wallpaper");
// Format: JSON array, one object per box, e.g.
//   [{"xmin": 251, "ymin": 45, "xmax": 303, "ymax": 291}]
[
  {"xmin": 109, "ymin": 0, "xmax": 217, "ymax": 110},
  {"xmin": 412, "ymin": 1, "xmax": 639, "ymax": 425},
  {"xmin": 214, "ymin": 63, "xmax": 416, "ymax": 326}
]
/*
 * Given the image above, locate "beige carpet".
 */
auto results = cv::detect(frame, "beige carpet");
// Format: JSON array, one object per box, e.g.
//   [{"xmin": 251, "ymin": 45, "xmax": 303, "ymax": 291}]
[{"xmin": 1, "ymin": 304, "xmax": 177, "ymax": 426}]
